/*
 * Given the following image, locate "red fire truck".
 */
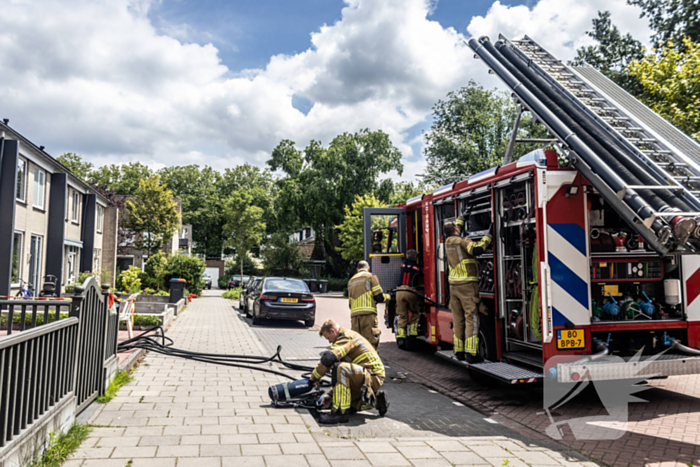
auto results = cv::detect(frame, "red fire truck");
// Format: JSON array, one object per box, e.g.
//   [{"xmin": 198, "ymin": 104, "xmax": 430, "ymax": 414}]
[{"xmin": 363, "ymin": 36, "xmax": 700, "ymax": 384}]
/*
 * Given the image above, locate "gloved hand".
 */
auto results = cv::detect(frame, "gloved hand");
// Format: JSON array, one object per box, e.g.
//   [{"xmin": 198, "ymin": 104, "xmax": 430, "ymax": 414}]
[
  {"xmin": 321, "ymin": 394, "xmax": 332, "ymax": 409},
  {"xmin": 383, "ymin": 293, "xmax": 391, "ymax": 302}
]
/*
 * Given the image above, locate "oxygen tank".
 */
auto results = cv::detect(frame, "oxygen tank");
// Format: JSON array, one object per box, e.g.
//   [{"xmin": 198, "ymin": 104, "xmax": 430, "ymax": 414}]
[{"xmin": 268, "ymin": 378, "xmax": 313, "ymax": 402}]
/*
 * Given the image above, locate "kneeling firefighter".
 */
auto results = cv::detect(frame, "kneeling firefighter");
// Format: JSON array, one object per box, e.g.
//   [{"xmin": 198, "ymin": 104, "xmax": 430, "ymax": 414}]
[
  {"xmin": 445, "ymin": 216, "xmax": 492, "ymax": 363},
  {"xmin": 396, "ymin": 249, "xmax": 422, "ymax": 350},
  {"xmin": 310, "ymin": 319, "xmax": 389, "ymax": 424}
]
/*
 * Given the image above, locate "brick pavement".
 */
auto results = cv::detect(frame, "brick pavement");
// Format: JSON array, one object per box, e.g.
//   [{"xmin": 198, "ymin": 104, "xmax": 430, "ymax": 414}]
[
  {"xmin": 67, "ymin": 290, "xmax": 597, "ymax": 467},
  {"xmin": 379, "ymin": 338, "xmax": 700, "ymax": 467}
]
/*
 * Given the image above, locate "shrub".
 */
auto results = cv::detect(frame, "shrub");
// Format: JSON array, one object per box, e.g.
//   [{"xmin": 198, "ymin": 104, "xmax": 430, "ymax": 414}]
[
  {"xmin": 225, "ymin": 254, "xmax": 256, "ymax": 276},
  {"xmin": 64, "ymin": 283, "xmax": 80, "ymax": 294},
  {"xmin": 133, "ymin": 314, "xmax": 162, "ymax": 326},
  {"xmin": 144, "ymin": 252, "xmax": 167, "ymax": 290},
  {"xmin": 327, "ymin": 278, "xmax": 348, "ymax": 291},
  {"xmin": 217, "ymin": 277, "xmax": 228, "ymax": 289},
  {"xmin": 163, "ymin": 255, "xmax": 206, "ymax": 295},
  {"xmin": 116, "ymin": 266, "xmax": 142, "ymax": 294},
  {"xmin": 222, "ymin": 288, "xmax": 241, "ymax": 300}
]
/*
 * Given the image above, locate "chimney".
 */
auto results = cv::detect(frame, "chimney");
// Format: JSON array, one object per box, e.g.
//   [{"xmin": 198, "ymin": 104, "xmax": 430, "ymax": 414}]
[
  {"xmin": 39, "ymin": 146, "xmax": 45, "ymax": 150},
  {"xmin": 2, "ymin": 119, "xmax": 8, "ymax": 125}
]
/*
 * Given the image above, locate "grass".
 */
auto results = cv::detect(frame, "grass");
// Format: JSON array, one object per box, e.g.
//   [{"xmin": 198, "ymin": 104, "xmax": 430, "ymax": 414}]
[
  {"xmin": 28, "ymin": 423, "xmax": 91, "ymax": 467},
  {"xmin": 96, "ymin": 369, "xmax": 133, "ymax": 404},
  {"xmin": 222, "ymin": 288, "xmax": 241, "ymax": 300}
]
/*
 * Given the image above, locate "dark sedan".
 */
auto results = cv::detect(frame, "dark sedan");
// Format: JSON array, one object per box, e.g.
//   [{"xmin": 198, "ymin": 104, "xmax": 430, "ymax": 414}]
[
  {"xmin": 247, "ymin": 278, "xmax": 315, "ymax": 327},
  {"xmin": 228, "ymin": 275, "xmax": 250, "ymax": 290},
  {"xmin": 240, "ymin": 276, "xmax": 262, "ymax": 317}
]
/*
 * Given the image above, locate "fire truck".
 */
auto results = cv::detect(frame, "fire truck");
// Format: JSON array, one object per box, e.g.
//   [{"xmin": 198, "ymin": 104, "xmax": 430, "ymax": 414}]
[{"xmin": 363, "ymin": 35, "xmax": 700, "ymax": 384}]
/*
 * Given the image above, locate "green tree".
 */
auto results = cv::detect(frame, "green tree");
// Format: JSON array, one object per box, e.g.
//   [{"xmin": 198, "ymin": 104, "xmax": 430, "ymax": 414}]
[
  {"xmin": 336, "ymin": 194, "xmax": 387, "ymax": 262},
  {"xmin": 123, "ymin": 175, "xmax": 180, "ymax": 256},
  {"xmin": 222, "ymin": 190, "xmax": 266, "ymax": 281},
  {"xmin": 57, "ymin": 153, "xmax": 94, "ymax": 180},
  {"xmin": 261, "ymin": 232, "xmax": 305, "ymax": 275},
  {"xmin": 90, "ymin": 162, "xmax": 154, "ymax": 196},
  {"xmin": 163, "ymin": 254, "xmax": 206, "ymax": 295},
  {"xmin": 421, "ymin": 82, "xmax": 547, "ymax": 187},
  {"xmin": 269, "ymin": 129, "xmax": 403, "ymax": 276},
  {"xmin": 570, "ymin": 11, "xmax": 646, "ymax": 95},
  {"xmin": 628, "ymin": 0, "xmax": 700, "ymax": 50},
  {"xmin": 159, "ymin": 165, "xmax": 224, "ymax": 258},
  {"xmin": 219, "ymin": 164, "xmax": 277, "ymax": 235},
  {"xmin": 627, "ymin": 38, "xmax": 700, "ymax": 142}
]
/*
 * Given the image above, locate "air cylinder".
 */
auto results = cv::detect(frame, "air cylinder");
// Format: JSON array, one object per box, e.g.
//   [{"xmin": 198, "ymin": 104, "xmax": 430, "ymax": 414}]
[
  {"xmin": 268, "ymin": 378, "xmax": 313, "ymax": 401},
  {"xmin": 664, "ymin": 279, "xmax": 682, "ymax": 305}
]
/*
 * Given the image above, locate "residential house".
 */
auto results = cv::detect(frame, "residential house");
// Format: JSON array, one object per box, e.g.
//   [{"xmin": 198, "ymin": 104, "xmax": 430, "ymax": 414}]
[{"xmin": 0, "ymin": 120, "xmax": 119, "ymax": 296}]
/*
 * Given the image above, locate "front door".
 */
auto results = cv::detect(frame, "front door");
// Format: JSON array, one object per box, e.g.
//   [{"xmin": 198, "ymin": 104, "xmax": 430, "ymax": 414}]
[{"xmin": 28, "ymin": 235, "xmax": 43, "ymax": 295}]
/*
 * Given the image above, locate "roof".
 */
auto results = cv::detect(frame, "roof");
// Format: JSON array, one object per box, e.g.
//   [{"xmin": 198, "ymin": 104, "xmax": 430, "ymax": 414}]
[{"xmin": 0, "ymin": 120, "xmax": 111, "ymax": 205}]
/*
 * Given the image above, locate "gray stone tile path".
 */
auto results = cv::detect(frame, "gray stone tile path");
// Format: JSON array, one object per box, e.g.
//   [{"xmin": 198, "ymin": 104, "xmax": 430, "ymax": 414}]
[{"xmin": 68, "ymin": 290, "xmax": 598, "ymax": 466}]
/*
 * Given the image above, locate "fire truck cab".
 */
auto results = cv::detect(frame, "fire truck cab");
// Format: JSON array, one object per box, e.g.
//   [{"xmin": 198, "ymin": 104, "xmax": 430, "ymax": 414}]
[{"xmin": 363, "ymin": 36, "xmax": 700, "ymax": 384}]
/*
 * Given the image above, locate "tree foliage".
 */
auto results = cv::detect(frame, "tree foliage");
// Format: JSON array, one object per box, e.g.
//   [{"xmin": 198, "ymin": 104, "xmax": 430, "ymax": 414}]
[
  {"xmin": 269, "ymin": 130, "xmax": 402, "ymax": 275},
  {"xmin": 570, "ymin": 11, "xmax": 645, "ymax": 94},
  {"xmin": 628, "ymin": 0, "xmax": 700, "ymax": 50},
  {"xmin": 163, "ymin": 254, "xmax": 206, "ymax": 295},
  {"xmin": 421, "ymin": 82, "xmax": 548, "ymax": 187},
  {"xmin": 123, "ymin": 175, "xmax": 180, "ymax": 256},
  {"xmin": 336, "ymin": 194, "xmax": 387, "ymax": 262},
  {"xmin": 90, "ymin": 162, "xmax": 154, "ymax": 196},
  {"xmin": 57, "ymin": 153, "xmax": 94, "ymax": 180},
  {"xmin": 627, "ymin": 38, "xmax": 700, "ymax": 142},
  {"xmin": 222, "ymin": 190, "xmax": 266, "ymax": 280},
  {"xmin": 261, "ymin": 232, "xmax": 305, "ymax": 275},
  {"xmin": 159, "ymin": 165, "xmax": 224, "ymax": 258}
]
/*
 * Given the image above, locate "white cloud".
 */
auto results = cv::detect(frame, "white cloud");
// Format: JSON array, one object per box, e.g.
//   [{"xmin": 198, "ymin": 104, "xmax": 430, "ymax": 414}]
[{"xmin": 0, "ymin": 0, "xmax": 651, "ymax": 183}]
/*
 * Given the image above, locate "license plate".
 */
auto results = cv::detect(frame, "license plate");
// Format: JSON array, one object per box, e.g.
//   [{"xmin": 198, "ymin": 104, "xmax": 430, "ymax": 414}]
[
  {"xmin": 280, "ymin": 298, "xmax": 298, "ymax": 303},
  {"xmin": 557, "ymin": 329, "xmax": 585, "ymax": 350}
]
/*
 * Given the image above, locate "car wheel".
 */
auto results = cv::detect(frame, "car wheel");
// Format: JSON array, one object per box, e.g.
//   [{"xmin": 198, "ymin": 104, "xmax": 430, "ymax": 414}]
[{"xmin": 304, "ymin": 317, "xmax": 315, "ymax": 328}]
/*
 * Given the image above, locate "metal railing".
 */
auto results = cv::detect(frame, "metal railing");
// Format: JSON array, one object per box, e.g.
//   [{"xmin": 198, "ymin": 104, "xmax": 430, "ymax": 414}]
[
  {"xmin": 0, "ymin": 276, "xmax": 120, "ymax": 454},
  {"xmin": 0, "ymin": 317, "xmax": 79, "ymax": 447},
  {"xmin": 0, "ymin": 300, "xmax": 72, "ymax": 336}
]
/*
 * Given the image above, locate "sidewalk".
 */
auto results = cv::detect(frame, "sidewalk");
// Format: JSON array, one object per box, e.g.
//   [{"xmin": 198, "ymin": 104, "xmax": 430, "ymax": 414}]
[{"xmin": 67, "ymin": 290, "xmax": 597, "ymax": 467}]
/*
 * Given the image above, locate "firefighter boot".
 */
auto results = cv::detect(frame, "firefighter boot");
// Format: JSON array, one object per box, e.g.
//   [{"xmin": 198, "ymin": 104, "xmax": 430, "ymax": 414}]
[
  {"xmin": 376, "ymin": 390, "xmax": 389, "ymax": 417},
  {"xmin": 396, "ymin": 327, "xmax": 407, "ymax": 350},
  {"xmin": 455, "ymin": 352, "xmax": 466, "ymax": 361},
  {"xmin": 406, "ymin": 323, "xmax": 419, "ymax": 350},
  {"xmin": 318, "ymin": 411, "xmax": 350, "ymax": 425},
  {"xmin": 465, "ymin": 335, "xmax": 483, "ymax": 364}
]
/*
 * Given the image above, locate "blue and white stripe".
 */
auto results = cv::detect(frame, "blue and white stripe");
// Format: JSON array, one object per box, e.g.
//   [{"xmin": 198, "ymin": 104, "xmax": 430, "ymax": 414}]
[
  {"xmin": 547, "ymin": 223, "xmax": 590, "ymax": 326},
  {"xmin": 432, "ymin": 183, "xmax": 454, "ymax": 196},
  {"xmin": 468, "ymin": 167, "xmax": 498, "ymax": 184}
]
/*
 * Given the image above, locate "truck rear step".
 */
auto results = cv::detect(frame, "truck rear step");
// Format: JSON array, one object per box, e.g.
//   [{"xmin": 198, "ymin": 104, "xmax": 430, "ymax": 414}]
[{"xmin": 436, "ymin": 350, "xmax": 543, "ymax": 384}]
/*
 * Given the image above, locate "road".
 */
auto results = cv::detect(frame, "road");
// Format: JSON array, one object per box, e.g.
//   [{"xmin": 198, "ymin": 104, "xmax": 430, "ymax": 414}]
[{"xmin": 240, "ymin": 293, "xmax": 700, "ymax": 467}]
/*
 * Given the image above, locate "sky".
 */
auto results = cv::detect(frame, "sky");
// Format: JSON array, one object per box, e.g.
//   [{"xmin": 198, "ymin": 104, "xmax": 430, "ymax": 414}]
[{"xmin": 0, "ymin": 0, "xmax": 653, "ymax": 182}]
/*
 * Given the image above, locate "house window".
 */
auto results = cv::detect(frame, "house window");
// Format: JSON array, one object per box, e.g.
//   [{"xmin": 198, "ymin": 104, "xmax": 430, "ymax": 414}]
[
  {"xmin": 16, "ymin": 159, "xmax": 26, "ymax": 202},
  {"xmin": 33, "ymin": 168, "xmax": 45, "ymax": 209},
  {"xmin": 65, "ymin": 246, "xmax": 80, "ymax": 284},
  {"xmin": 72, "ymin": 192, "xmax": 80, "ymax": 222},
  {"xmin": 12, "ymin": 232, "xmax": 22, "ymax": 284},
  {"xmin": 96, "ymin": 206, "xmax": 104, "ymax": 232},
  {"xmin": 94, "ymin": 248, "xmax": 101, "ymax": 272}
]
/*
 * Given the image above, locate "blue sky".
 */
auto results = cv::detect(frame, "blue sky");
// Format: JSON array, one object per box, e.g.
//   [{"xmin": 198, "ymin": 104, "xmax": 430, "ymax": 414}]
[{"xmin": 0, "ymin": 0, "xmax": 650, "ymax": 180}]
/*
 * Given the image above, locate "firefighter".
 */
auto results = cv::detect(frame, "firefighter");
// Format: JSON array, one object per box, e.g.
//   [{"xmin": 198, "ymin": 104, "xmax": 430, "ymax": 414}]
[
  {"xmin": 444, "ymin": 216, "xmax": 492, "ymax": 363},
  {"xmin": 396, "ymin": 249, "xmax": 422, "ymax": 350},
  {"xmin": 348, "ymin": 261, "xmax": 389, "ymax": 349},
  {"xmin": 311, "ymin": 319, "xmax": 389, "ymax": 424}
]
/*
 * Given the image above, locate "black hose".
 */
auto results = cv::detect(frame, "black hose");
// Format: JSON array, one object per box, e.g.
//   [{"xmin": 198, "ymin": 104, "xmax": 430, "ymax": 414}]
[
  {"xmin": 390, "ymin": 288, "xmax": 442, "ymax": 308},
  {"xmin": 118, "ymin": 326, "xmax": 329, "ymax": 383},
  {"xmin": 496, "ymin": 41, "xmax": 694, "ymax": 214}
]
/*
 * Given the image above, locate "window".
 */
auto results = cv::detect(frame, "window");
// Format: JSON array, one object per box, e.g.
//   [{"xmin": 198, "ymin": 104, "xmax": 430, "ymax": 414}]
[
  {"xmin": 71, "ymin": 191, "xmax": 80, "ymax": 222},
  {"xmin": 96, "ymin": 206, "xmax": 104, "ymax": 232},
  {"xmin": 65, "ymin": 246, "xmax": 79, "ymax": 284},
  {"xmin": 94, "ymin": 248, "xmax": 101, "ymax": 272},
  {"xmin": 33, "ymin": 168, "xmax": 45, "ymax": 209},
  {"xmin": 16, "ymin": 159, "xmax": 26, "ymax": 202},
  {"xmin": 12, "ymin": 232, "xmax": 22, "ymax": 284}
]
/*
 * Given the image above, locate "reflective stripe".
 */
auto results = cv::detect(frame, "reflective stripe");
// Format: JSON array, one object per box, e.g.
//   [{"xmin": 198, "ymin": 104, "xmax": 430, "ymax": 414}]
[
  {"xmin": 350, "ymin": 290, "xmax": 377, "ymax": 313},
  {"xmin": 465, "ymin": 335, "xmax": 479, "ymax": 354},
  {"xmin": 466, "ymin": 236, "xmax": 491, "ymax": 255},
  {"xmin": 283, "ymin": 382, "xmax": 291, "ymax": 400},
  {"xmin": 408, "ymin": 323, "xmax": 418, "ymax": 336},
  {"xmin": 312, "ymin": 368, "xmax": 322, "ymax": 380},
  {"xmin": 397, "ymin": 327, "xmax": 407, "ymax": 338},
  {"xmin": 350, "ymin": 308, "xmax": 377, "ymax": 315},
  {"xmin": 371, "ymin": 285, "xmax": 382, "ymax": 293},
  {"xmin": 449, "ymin": 258, "xmax": 479, "ymax": 282},
  {"xmin": 331, "ymin": 344, "xmax": 347, "ymax": 358},
  {"xmin": 453, "ymin": 336, "xmax": 464, "ymax": 352}
]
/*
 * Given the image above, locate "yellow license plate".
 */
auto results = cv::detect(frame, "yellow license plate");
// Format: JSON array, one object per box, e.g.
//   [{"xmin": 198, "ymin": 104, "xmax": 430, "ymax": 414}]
[
  {"xmin": 557, "ymin": 329, "xmax": 586, "ymax": 350},
  {"xmin": 280, "ymin": 298, "xmax": 298, "ymax": 303}
]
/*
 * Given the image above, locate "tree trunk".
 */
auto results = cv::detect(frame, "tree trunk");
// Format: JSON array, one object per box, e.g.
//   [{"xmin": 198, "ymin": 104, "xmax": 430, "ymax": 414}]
[{"xmin": 240, "ymin": 251, "xmax": 244, "ymax": 288}]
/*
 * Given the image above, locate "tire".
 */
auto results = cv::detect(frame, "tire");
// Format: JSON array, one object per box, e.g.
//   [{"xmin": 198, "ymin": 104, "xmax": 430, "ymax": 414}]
[
  {"xmin": 304, "ymin": 317, "xmax": 315, "ymax": 328},
  {"xmin": 251, "ymin": 304, "xmax": 263, "ymax": 325}
]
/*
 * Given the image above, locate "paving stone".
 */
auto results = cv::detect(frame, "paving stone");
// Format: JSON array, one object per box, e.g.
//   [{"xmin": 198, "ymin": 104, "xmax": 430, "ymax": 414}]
[
  {"xmin": 95, "ymin": 436, "xmax": 140, "ymax": 447},
  {"xmin": 265, "ymin": 454, "xmax": 311, "ymax": 467},
  {"xmin": 241, "ymin": 443, "xmax": 282, "ymax": 456},
  {"xmin": 220, "ymin": 434, "xmax": 259, "ymax": 444},
  {"xmin": 156, "ymin": 446, "xmax": 200, "ymax": 457},
  {"xmin": 440, "ymin": 451, "xmax": 490, "ymax": 465},
  {"xmin": 111, "ymin": 446, "xmax": 157, "ymax": 458},
  {"xmin": 201, "ymin": 444, "xmax": 242, "ymax": 457},
  {"xmin": 258, "ymin": 432, "xmax": 298, "ymax": 444},
  {"xmin": 322, "ymin": 446, "xmax": 367, "ymax": 460},
  {"xmin": 139, "ymin": 435, "xmax": 181, "ymax": 446},
  {"xmin": 70, "ymin": 447, "xmax": 114, "ymax": 459},
  {"xmin": 89, "ymin": 427, "xmax": 126, "ymax": 437},
  {"xmin": 469, "ymin": 444, "xmax": 512, "ymax": 458},
  {"xmin": 82, "ymin": 460, "xmax": 128, "ymax": 467},
  {"xmin": 180, "ymin": 435, "xmax": 220, "ymax": 445},
  {"xmin": 356, "ymin": 442, "xmax": 398, "ymax": 453},
  {"xmin": 427, "ymin": 440, "xmax": 470, "ymax": 451},
  {"xmin": 177, "ymin": 458, "xmax": 222, "ymax": 467},
  {"xmin": 130, "ymin": 459, "xmax": 177, "ymax": 467},
  {"xmin": 394, "ymin": 446, "xmax": 442, "ymax": 459},
  {"xmin": 222, "ymin": 457, "xmax": 265, "ymax": 467},
  {"xmin": 124, "ymin": 427, "xmax": 165, "ymax": 437},
  {"xmin": 409, "ymin": 459, "xmax": 454, "ymax": 467},
  {"xmin": 281, "ymin": 443, "xmax": 324, "ymax": 454},
  {"xmin": 364, "ymin": 452, "xmax": 411, "ymax": 466},
  {"xmin": 163, "ymin": 425, "xmax": 202, "ymax": 435},
  {"xmin": 306, "ymin": 454, "xmax": 332, "ymax": 467}
]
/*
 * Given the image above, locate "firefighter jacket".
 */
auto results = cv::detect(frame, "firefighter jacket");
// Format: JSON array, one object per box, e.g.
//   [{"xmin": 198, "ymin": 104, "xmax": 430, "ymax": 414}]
[
  {"xmin": 445, "ymin": 232, "xmax": 492, "ymax": 285},
  {"xmin": 400, "ymin": 260, "xmax": 421, "ymax": 288},
  {"xmin": 311, "ymin": 327, "xmax": 385, "ymax": 380},
  {"xmin": 348, "ymin": 270, "xmax": 388, "ymax": 316}
]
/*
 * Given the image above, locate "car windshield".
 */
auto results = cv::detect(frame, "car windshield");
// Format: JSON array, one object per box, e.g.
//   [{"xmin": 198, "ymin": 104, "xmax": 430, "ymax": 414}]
[
  {"xmin": 242, "ymin": 276, "xmax": 250, "ymax": 282},
  {"xmin": 265, "ymin": 279, "xmax": 308, "ymax": 292}
]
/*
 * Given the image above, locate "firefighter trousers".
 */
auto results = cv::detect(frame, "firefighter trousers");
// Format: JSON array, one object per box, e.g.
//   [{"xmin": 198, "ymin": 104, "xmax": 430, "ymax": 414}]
[
  {"xmin": 449, "ymin": 281, "xmax": 481, "ymax": 355},
  {"xmin": 351, "ymin": 313, "xmax": 380, "ymax": 349},
  {"xmin": 331, "ymin": 362, "xmax": 384, "ymax": 414},
  {"xmin": 396, "ymin": 287, "xmax": 420, "ymax": 339}
]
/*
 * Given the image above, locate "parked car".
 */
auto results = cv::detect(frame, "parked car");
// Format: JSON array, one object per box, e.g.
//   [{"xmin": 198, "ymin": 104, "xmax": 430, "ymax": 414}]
[
  {"xmin": 247, "ymin": 277, "xmax": 315, "ymax": 327},
  {"xmin": 240, "ymin": 276, "xmax": 262, "ymax": 315},
  {"xmin": 228, "ymin": 275, "xmax": 250, "ymax": 290},
  {"xmin": 203, "ymin": 273, "xmax": 212, "ymax": 290}
]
